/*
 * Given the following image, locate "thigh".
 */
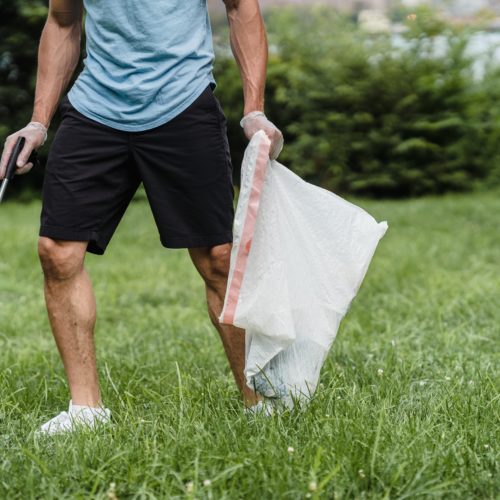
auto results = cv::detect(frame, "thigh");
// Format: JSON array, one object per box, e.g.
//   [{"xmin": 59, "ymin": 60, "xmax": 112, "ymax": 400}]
[
  {"xmin": 131, "ymin": 85, "xmax": 234, "ymax": 249},
  {"xmin": 40, "ymin": 96, "xmax": 141, "ymax": 255}
]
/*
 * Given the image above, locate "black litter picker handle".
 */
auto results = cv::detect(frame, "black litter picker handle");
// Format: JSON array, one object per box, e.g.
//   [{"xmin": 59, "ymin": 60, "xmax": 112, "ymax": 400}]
[
  {"xmin": 5, "ymin": 137, "xmax": 26, "ymax": 181},
  {"xmin": 0, "ymin": 136, "xmax": 40, "ymax": 203}
]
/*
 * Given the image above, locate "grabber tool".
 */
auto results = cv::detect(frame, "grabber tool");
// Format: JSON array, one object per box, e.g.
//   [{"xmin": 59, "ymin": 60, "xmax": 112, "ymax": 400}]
[{"xmin": 0, "ymin": 136, "xmax": 40, "ymax": 203}]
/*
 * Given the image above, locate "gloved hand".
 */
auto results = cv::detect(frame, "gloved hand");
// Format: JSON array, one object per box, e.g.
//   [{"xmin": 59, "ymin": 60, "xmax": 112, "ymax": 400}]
[
  {"xmin": 240, "ymin": 111, "xmax": 284, "ymax": 160},
  {"xmin": 0, "ymin": 122, "xmax": 47, "ymax": 179}
]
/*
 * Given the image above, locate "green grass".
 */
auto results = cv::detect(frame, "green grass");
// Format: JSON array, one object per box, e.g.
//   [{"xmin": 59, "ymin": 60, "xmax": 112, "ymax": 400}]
[{"xmin": 0, "ymin": 190, "xmax": 498, "ymax": 499}]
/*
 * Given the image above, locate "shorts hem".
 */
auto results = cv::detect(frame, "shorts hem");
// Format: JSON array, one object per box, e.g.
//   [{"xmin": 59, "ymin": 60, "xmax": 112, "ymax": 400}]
[
  {"xmin": 160, "ymin": 232, "xmax": 233, "ymax": 249},
  {"xmin": 39, "ymin": 225, "xmax": 106, "ymax": 255}
]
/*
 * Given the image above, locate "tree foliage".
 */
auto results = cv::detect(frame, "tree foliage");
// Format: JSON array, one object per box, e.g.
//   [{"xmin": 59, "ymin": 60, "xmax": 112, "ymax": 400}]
[
  {"xmin": 0, "ymin": 0, "xmax": 48, "ymax": 197},
  {"xmin": 1, "ymin": 3, "xmax": 499, "ymax": 198},
  {"xmin": 216, "ymin": 7, "xmax": 500, "ymax": 197}
]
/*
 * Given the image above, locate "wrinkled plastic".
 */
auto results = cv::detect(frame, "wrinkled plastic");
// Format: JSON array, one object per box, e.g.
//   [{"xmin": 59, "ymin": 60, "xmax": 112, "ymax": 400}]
[{"xmin": 220, "ymin": 131, "xmax": 388, "ymax": 408}]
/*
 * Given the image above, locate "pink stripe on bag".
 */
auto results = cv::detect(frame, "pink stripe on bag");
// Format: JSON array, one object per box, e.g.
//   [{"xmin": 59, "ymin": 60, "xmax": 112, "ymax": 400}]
[{"xmin": 222, "ymin": 136, "xmax": 271, "ymax": 325}]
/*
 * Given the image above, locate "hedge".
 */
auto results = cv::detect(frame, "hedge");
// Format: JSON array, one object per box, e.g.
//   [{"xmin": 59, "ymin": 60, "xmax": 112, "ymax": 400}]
[{"xmin": 1, "ymin": 3, "xmax": 499, "ymax": 198}]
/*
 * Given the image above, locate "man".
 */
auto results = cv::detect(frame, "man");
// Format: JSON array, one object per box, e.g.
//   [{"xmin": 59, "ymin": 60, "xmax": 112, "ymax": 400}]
[{"xmin": 0, "ymin": 0, "xmax": 283, "ymax": 434}]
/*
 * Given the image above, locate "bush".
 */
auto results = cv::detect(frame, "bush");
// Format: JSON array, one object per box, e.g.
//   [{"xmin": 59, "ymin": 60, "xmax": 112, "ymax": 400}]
[
  {"xmin": 1, "ymin": 4, "xmax": 499, "ymax": 198},
  {"xmin": 0, "ymin": 1, "xmax": 48, "ymax": 197},
  {"xmin": 215, "ymin": 7, "xmax": 500, "ymax": 197}
]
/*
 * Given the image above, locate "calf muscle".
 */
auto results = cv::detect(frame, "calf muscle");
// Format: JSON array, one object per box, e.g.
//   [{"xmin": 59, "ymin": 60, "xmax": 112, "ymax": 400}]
[{"xmin": 39, "ymin": 238, "xmax": 101, "ymax": 407}]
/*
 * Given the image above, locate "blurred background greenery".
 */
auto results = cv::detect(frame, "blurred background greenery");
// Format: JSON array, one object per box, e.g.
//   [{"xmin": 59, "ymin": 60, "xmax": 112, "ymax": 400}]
[{"xmin": 1, "ymin": 0, "xmax": 500, "ymax": 199}]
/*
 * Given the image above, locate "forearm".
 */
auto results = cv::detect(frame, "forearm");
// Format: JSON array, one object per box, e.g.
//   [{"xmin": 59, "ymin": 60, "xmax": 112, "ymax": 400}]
[
  {"xmin": 32, "ymin": 15, "xmax": 82, "ymax": 128},
  {"xmin": 225, "ymin": 0, "xmax": 267, "ymax": 115}
]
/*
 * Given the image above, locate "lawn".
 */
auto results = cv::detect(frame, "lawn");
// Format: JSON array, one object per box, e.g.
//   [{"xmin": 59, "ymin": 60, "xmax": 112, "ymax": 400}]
[{"xmin": 0, "ymin": 189, "xmax": 498, "ymax": 499}]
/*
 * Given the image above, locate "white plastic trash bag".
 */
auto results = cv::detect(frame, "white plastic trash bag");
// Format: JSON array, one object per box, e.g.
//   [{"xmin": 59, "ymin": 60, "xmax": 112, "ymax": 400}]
[{"xmin": 220, "ymin": 130, "xmax": 388, "ymax": 408}]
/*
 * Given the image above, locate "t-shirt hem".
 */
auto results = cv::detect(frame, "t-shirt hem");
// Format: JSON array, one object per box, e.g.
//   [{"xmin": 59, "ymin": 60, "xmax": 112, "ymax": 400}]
[{"xmin": 67, "ymin": 76, "xmax": 216, "ymax": 133}]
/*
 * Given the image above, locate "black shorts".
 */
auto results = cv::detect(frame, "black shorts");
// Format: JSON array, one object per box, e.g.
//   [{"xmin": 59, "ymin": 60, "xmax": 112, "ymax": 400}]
[{"xmin": 40, "ymin": 84, "xmax": 234, "ymax": 254}]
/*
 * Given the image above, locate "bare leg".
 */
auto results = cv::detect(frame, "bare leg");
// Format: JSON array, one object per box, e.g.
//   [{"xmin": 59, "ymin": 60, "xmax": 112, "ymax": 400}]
[
  {"xmin": 188, "ymin": 244, "xmax": 260, "ymax": 406},
  {"xmin": 38, "ymin": 237, "xmax": 101, "ymax": 407}
]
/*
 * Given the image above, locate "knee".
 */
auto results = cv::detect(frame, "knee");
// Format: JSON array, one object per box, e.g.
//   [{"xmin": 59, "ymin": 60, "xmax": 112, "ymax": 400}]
[
  {"xmin": 204, "ymin": 244, "xmax": 231, "ymax": 287},
  {"xmin": 38, "ymin": 237, "xmax": 85, "ymax": 281}
]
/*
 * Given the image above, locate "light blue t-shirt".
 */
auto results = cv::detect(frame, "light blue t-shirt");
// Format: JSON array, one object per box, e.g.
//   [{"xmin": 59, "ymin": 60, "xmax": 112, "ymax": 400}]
[{"xmin": 67, "ymin": 0, "xmax": 216, "ymax": 132}]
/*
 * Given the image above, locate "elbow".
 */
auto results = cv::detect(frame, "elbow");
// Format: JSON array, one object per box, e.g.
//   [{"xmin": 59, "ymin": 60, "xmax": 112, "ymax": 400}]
[
  {"xmin": 48, "ymin": 15, "xmax": 80, "ymax": 30},
  {"xmin": 46, "ymin": 11, "xmax": 82, "ymax": 44},
  {"xmin": 48, "ymin": 6, "xmax": 83, "ymax": 29},
  {"xmin": 223, "ymin": 0, "xmax": 240, "ymax": 12},
  {"xmin": 43, "ymin": 13, "xmax": 82, "ymax": 56}
]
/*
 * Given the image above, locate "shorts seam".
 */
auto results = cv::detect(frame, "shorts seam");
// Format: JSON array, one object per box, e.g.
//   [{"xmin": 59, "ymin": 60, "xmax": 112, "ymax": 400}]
[
  {"xmin": 165, "ymin": 231, "xmax": 232, "ymax": 241},
  {"xmin": 208, "ymin": 90, "xmax": 233, "ymax": 185},
  {"xmin": 39, "ymin": 224, "xmax": 98, "ymax": 240}
]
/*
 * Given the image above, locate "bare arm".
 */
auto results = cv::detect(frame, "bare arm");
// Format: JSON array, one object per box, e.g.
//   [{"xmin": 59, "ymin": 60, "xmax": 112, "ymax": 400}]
[
  {"xmin": 32, "ymin": 0, "xmax": 84, "ymax": 127},
  {"xmin": 223, "ymin": 0, "xmax": 267, "ymax": 115},
  {"xmin": 0, "ymin": 0, "xmax": 83, "ymax": 176},
  {"xmin": 222, "ymin": 0, "xmax": 283, "ymax": 159}
]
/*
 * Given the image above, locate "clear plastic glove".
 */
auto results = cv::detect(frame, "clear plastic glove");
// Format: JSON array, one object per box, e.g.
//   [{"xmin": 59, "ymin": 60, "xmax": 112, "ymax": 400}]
[
  {"xmin": 0, "ymin": 122, "xmax": 47, "ymax": 179},
  {"xmin": 240, "ymin": 111, "xmax": 284, "ymax": 160}
]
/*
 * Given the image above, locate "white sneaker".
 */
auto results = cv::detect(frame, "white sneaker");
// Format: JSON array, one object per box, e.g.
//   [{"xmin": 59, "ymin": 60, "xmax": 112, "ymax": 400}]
[
  {"xmin": 244, "ymin": 400, "xmax": 275, "ymax": 417},
  {"xmin": 37, "ymin": 400, "xmax": 111, "ymax": 435}
]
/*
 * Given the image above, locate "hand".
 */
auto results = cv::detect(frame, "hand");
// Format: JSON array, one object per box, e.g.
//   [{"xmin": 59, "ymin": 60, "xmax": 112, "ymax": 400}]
[
  {"xmin": 0, "ymin": 122, "xmax": 47, "ymax": 179},
  {"xmin": 240, "ymin": 111, "xmax": 284, "ymax": 160}
]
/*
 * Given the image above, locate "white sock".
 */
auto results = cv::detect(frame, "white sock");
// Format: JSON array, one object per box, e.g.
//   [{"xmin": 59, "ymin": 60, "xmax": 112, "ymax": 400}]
[{"xmin": 69, "ymin": 400, "xmax": 105, "ymax": 413}]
